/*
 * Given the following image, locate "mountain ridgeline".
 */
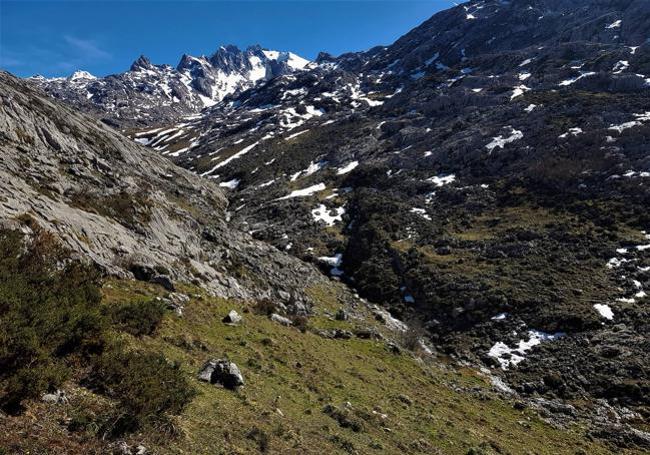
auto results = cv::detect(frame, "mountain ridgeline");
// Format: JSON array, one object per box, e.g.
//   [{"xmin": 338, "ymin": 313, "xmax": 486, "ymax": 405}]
[
  {"xmin": 30, "ymin": 44, "xmax": 310, "ymax": 128},
  {"xmin": 4, "ymin": 0, "xmax": 650, "ymax": 453}
]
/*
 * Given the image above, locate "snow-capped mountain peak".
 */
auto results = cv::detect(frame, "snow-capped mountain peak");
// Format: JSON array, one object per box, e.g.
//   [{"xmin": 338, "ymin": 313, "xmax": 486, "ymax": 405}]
[
  {"xmin": 29, "ymin": 44, "xmax": 311, "ymax": 125},
  {"xmin": 68, "ymin": 70, "xmax": 96, "ymax": 81}
]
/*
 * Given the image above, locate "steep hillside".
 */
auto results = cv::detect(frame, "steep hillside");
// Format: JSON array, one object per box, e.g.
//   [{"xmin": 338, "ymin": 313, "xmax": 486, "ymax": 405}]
[
  {"xmin": 10, "ymin": 0, "xmax": 650, "ymax": 451},
  {"xmin": 0, "ymin": 70, "xmax": 345, "ymax": 307},
  {"xmin": 1, "ymin": 71, "xmax": 636, "ymax": 454},
  {"xmin": 102, "ymin": 1, "xmax": 650, "ymax": 432}
]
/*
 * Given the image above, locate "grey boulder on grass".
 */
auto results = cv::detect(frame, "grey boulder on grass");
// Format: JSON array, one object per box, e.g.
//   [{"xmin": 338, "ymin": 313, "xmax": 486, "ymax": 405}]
[{"xmin": 198, "ymin": 359, "xmax": 244, "ymax": 389}]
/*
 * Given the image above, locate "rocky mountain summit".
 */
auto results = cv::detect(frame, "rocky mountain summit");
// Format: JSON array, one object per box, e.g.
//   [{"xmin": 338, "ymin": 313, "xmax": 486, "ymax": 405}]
[
  {"xmin": 29, "ymin": 44, "xmax": 310, "ymax": 128},
  {"xmin": 5, "ymin": 0, "xmax": 650, "ymax": 452}
]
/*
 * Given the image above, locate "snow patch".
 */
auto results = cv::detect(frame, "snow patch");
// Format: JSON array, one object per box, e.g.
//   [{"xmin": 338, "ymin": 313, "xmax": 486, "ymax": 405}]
[
  {"xmin": 606, "ymin": 19, "xmax": 621, "ymax": 29},
  {"xmin": 559, "ymin": 71, "xmax": 596, "ymax": 86},
  {"xmin": 312, "ymin": 204, "xmax": 345, "ymax": 227},
  {"xmin": 486, "ymin": 127, "xmax": 523, "ymax": 153},
  {"xmin": 488, "ymin": 330, "xmax": 564, "ymax": 370},
  {"xmin": 200, "ymin": 141, "xmax": 259, "ymax": 176},
  {"xmin": 558, "ymin": 127, "xmax": 583, "ymax": 139},
  {"xmin": 427, "ymin": 174, "xmax": 456, "ymax": 187},
  {"xmin": 218, "ymin": 178, "xmax": 240, "ymax": 190},
  {"xmin": 277, "ymin": 183, "xmax": 326, "ymax": 200},
  {"xmin": 410, "ymin": 208, "xmax": 431, "ymax": 221},
  {"xmin": 336, "ymin": 161, "xmax": 359, "ymax": 175},
  {"xmin": 511, "ymin": 85, "xmax": 530, "ymax": 100},
  {"xmin": 594, "ymin": 304, "xmax": 614, "ymax": 320}
]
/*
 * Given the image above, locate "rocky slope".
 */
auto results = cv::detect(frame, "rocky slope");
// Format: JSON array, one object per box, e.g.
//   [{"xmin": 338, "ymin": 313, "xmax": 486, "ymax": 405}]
[
  {"xmin": 112, "ymin": 1, "xmax": 650, "ymax": 428},
  {"xmin": 14, "ymin": 0, "xmax": 650, "ymax": 450},
  {"xmin": 0, "ymin": 70, "xmax": 330, "ymax": 311},
  {"xmin": 1, "ymin": 70, "xmax": 630, "ymax": 455}
]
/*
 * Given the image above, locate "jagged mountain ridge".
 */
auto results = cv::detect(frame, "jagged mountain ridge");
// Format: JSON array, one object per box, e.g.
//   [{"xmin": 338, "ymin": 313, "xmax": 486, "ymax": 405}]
[{"xmin": 29, "ymin": 44, "xmax": 311, "ymax": 128}]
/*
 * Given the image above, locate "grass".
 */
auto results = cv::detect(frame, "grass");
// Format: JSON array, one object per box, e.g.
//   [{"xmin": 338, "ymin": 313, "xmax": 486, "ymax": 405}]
[{"xmin": 97, "ymin": 279, "xmax": 622, "ymax": 454}]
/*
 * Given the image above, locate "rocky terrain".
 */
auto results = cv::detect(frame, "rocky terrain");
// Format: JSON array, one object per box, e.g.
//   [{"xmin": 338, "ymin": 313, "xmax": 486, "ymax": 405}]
[
  {"xmin": 4, "ymin": 0, "xmax": 650, "ymax": 452},
  {"xmin": 104, "ymin": 0, "xmax": 650, "ymax": 435},
  {"xmin": 0, "ymin": 71, "xmax": 332, "ymax": 310},
  {"xmin": 1, "ymin": 70, "xmax": 627, "ymax": 455}
]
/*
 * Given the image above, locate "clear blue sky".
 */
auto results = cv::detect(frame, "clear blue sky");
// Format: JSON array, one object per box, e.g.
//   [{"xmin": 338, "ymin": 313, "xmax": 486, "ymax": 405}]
[{"xmin": 1, "ymin": 1, "xmax": 458, "ymax": 78}]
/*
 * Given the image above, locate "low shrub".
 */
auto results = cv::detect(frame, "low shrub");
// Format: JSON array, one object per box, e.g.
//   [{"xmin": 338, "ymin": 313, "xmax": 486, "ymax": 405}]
[
  {"xmin": 0, "ymin": 228, "xmax": 104, "ymax": 413},
  {"xmin": 109, "ymin": 299, "xmax": 166, "ymax": 337},
  {"xmin": 88, "ymin": 347, "xmax": 196, "ymax": 436},
  {"xmin": 0, "ymin": 225, "xmax": 194, "ymax": 439}
]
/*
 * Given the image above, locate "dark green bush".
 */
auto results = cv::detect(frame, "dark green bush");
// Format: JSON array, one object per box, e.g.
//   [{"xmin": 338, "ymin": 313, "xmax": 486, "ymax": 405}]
[
  {"xmin": 109, "ymin": 299, "xmax": 166, "ymax": 337},
  {"xmin": 0, "ymin": 226, "xmax": 194, "ymax": 436},
  {"xmin": 0, "ymin": 228, "xmax": 104, "ymax": 413},
  {"xmin": 88, "ymin": 347, "xmax": 196, "ymax": 435}
]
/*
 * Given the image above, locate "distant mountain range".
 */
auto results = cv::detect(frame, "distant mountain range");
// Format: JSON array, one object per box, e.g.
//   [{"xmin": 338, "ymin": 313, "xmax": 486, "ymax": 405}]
[{"xmin": 30, "ymin": 45, "xmax": 311, "ymax": 127}]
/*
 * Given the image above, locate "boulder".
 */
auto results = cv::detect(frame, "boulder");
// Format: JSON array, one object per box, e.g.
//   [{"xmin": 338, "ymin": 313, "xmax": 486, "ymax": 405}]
[
  {"xmin": 42, "ymin": 389, "xmax": 68, "ymax": 404},
  {"xmin": 335, "ymin": 309, "xmax": 349, "ymax": 321},
  {"xmin": 223, "ymin": 309, "xmax": 242, "ymax": 324},
  {"xmin": 270, "ymin": 313, "xmax": 293, "ymax": 326},
  {"xmin": 151, "ymin": 274, "xmax": 175, "ymax": 291},
  {"xmin": 354, "ymin": 328, "xmax": 383, "ymax": 340},
  {"xmin": 333, "ymin": 329, "xmax": 353, "ymax": 339},
  {"xmin": 198, "ymin": 359, "xmax": 244, "ymax": 389},
  {"xmin": 129, "ymin": 263, "xmax": 156, "ymax": 282}
]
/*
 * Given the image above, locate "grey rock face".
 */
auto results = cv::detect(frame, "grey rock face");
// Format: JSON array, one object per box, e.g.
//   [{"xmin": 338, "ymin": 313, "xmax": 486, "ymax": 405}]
[
  {"xmin": 198, "ymin": 359, "xmax": 244, "ymax": 389},
  {"xmin": 0, "ymin": 71, "xmax": 345, "ymax": 312}
]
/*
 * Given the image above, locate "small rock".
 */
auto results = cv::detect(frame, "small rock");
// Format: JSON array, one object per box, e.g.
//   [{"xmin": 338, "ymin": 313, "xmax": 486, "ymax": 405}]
[
  {"xmin": 270, "ymin": 313, "xmax": 293, "ymax": 326},
  {"xmin": 335, "ymin": 309, "xmax": 348, "ymax": 321},
  {"xmin": 223, "ymin": 310, "xmax": 243, "ymax": 324},
  {"xmin": 386, "ymin": 341, "xmax": 401, "ymax": 354},
  {"xmin": 397, "ymin": 394, "xmax": 413, "ymax": 406},
  {"xmin": 42, "ymin": 389, "xmax": 68, "ymax": 404},
  {"xmin": 151, "ymin": 274, "xmax": 175, "ymax": 291},
  {"xmin": 354, "ymin": 328, "xmax": 383, "ymax": 340},
  {"xmin": 513, "ymin": 401, "xmax": 527, "ymax": 410},
  {"xmin": 333, "ymin": 329, "xmax": 353, "ymax": 339},
  {"xmin": 277, "ymin": 290, "xmax": 292, "ymax": 302},
  {"xmin": 111, "ymin": 441, "xmax": 132, "ymax": 455},
  {"xmin": 198, "ymin": 359, "xmax": 244, "ymax": 389}
]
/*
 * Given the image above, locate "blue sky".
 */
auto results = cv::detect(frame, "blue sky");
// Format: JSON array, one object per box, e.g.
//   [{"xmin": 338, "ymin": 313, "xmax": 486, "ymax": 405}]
[{"xmin": 1, "ymin": 1, "xmax": 458, "ymax": 78}]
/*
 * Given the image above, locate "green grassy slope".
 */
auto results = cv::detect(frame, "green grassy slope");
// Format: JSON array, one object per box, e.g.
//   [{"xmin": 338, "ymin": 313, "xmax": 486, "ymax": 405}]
[{"xmin": 98, "ymin": 280, "xmax": 618, "ymax": 455}]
